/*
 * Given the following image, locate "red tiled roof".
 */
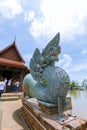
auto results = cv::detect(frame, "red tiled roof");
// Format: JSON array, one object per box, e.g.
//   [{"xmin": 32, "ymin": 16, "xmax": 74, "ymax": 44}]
[
  {"xmin": 0, "ymin": 41, "xmax": 25, "ymax": 63},
  {"xmin": 0, "ymin": 58, "xmax": 27, "ymax": 69},
  {"xmin": 0, "ymin": 41, "xmax": 30, "ymax": 72}
]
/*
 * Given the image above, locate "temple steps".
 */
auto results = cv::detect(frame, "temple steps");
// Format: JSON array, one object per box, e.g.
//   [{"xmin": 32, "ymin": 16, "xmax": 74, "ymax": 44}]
[{"xmin": 0, "ymin": 92, "xmax": 24, "ymax": 101}]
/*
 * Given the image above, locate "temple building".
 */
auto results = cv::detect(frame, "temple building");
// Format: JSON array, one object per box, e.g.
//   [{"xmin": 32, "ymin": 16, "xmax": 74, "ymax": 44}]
[{"xmin": 0, "ymin": 41, "xmax": 30, "ymax": 92}]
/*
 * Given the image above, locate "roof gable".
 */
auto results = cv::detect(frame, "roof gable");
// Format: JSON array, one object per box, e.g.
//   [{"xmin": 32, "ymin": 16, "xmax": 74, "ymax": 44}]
[{"xmin": 0, "ymin": 41, "xmax": 25, "ymax": 63}]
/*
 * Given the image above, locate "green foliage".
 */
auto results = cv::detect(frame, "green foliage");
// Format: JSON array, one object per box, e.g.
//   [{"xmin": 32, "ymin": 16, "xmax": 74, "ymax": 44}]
[
  {"xmin": 71, "ymin": 82, "xmax": 76, "ymax": 87},
  {"xmin": 41, "ymin": 78, "xmax": 47, "ymax": 86},
  {"xmin": 70, "ymin": 81, "xmax": 78, "ymax": 89}
]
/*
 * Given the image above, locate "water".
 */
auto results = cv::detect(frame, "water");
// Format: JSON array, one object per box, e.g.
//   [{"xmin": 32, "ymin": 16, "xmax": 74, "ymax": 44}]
[{"xmin": 67, "ymin": 90, "xmax": 87, "ymax": 120}]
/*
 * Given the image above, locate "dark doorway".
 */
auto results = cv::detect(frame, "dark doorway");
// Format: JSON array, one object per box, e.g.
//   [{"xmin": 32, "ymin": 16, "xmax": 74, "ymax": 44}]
[{"xmin": 2, "ymin": 70, "xmax": 12, "ymax": 80}]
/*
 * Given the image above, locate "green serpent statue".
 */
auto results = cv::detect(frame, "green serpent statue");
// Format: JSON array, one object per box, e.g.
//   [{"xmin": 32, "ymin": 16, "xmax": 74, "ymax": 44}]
[{"xmin": 23, "ymin": 33, "xmax": 70, "ymax": 104}]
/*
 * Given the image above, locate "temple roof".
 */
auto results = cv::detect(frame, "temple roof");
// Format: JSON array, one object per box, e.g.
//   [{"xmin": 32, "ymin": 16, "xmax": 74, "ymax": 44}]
[
  {"xmin": 0, "ymin": 41, "xmax": 29, "ymax": 70},
  {"xmin": 0, "ymin": 41, "xmax": 25, "ymax": 62},
  {"xmin": 0, "ymin": 58, "xmax": 26, "ymax": 68}
]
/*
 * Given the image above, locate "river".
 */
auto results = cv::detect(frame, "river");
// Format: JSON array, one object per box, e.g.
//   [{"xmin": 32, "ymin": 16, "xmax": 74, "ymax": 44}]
[{"xmin": 67, "ymin": 90, "xmax": 87, "ymax": 120}]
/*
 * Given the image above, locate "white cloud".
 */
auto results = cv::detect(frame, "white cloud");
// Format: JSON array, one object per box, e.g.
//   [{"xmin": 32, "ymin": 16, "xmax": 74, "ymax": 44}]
[
  {"xmin": 56, "ymin": 56, "xmax": 87, "ymax": 82},
  {"xmin": 56, "ymin": 54, "xmax": 72, "ymax": 70},
  {"xmin": 0, "ymin": 0, "xmax": 23, "ymax": 19},
  {"xmin": 69, "ymin": 64, "xmax": 87, "ymax": 73},
  {"xmin": 81, "ymin": 50, "xmax": 87, "ymax": 54},
  {"xmin": 30, "ymin": 19, "xmax": 50, "ymax": 38},
  {"xmin": 68, "ymin": 63, "xmax": 87, "ymax": 84},
  {"xmin": 24, "ymin": 10, "xmax": 35, "ymax": 22},
  {"xmin": 29, "ymin": 0, "xmax": 87, "ymax": 39}
]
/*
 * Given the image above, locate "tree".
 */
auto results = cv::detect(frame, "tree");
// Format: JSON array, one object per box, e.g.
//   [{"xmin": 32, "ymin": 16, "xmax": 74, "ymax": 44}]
[{"xmin": 70, "ymin": 81, "xmax": 78, "ymax": 90}]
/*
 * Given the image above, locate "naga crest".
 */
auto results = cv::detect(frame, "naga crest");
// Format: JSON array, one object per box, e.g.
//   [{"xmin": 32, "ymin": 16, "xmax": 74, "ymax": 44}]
[
  {"xmin": 30, "ymin": 33, "xmax": 61, "ymax": 81},
  {"xmin": 23, "ymin": 33, "xmax": 70, "ymax": 104}
]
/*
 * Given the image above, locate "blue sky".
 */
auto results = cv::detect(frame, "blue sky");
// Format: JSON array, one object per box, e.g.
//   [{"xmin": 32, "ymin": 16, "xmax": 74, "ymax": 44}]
[{"xmin": 0, "ymin": 0, "xmax": 87, "ymax": 84}]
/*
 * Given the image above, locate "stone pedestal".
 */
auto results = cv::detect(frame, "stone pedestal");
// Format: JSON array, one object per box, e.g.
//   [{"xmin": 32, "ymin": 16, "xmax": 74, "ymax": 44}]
[
  {"xmin": 21, "ymin": 98, "xmax": 87, "ymax": 130},
  {"xmin": 38, "ymin": 100, "xmax": 58, "ymax": 114}
]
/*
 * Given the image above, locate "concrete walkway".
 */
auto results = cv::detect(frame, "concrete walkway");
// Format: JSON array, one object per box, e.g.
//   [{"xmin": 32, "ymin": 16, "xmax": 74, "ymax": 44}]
[{"xmin": 0, "ymin": 99, "xmax": 30, "ymax": 130}]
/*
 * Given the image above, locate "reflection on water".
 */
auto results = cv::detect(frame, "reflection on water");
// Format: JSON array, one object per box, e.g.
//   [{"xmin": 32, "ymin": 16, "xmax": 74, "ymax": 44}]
[{"xmin": 67, "ymin": 90, "xmax": 87, "ymax": 119}]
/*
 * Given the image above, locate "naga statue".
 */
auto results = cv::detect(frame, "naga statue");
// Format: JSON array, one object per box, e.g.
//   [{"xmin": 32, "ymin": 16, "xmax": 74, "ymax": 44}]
[{"xmin": 23, "ymin": 33, "xmax": 70, "ymax": 104}]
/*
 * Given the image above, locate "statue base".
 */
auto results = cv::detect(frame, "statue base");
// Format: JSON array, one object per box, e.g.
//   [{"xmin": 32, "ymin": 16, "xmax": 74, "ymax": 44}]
[
  {"xmin": 21, "ymin": 98, "xmax": 87, "ymax": 130},
  {"xmin": 38, "ymin": 100, "xmax": 58, "ymax": 114}
]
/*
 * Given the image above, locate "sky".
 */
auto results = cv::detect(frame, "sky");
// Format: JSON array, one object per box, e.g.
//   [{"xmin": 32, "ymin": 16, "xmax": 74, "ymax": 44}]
[{"xmin": 0, "ymin": 0, "xmax": 87, "ymax": 84}]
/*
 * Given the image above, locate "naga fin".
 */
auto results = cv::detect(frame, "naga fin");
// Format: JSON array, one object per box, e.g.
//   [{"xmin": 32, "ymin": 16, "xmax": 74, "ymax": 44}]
[{"xmin": 42, "ymin": 32, "xmax": 60, "ymax": 56}]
